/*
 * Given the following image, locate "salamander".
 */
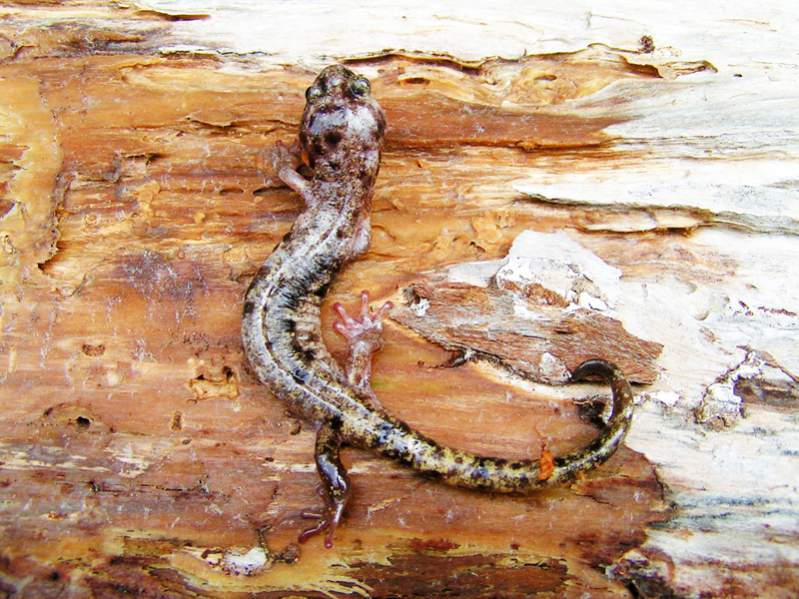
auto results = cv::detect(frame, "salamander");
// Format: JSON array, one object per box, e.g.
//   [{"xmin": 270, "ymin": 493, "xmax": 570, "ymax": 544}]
[{"xmin": 241, "ymin": 65, "xmax": 635, "ymax": 548}]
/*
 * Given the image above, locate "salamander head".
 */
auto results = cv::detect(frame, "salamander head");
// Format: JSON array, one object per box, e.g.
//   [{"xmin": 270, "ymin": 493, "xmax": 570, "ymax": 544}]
[{"xmin": 299, "ymin": 65, "xmax": 385, "ymax": 181}]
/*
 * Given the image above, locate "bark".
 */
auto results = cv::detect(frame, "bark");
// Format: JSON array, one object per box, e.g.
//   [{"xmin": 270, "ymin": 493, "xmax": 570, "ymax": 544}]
[{"xmin": 0, "ymin": 1, "xmax": 797, "ymax": 597}]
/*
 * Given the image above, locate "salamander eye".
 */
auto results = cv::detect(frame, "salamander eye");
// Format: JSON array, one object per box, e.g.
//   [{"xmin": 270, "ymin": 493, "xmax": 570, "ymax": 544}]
[
  {"xmin": 348, "ymin": 77, "xmax": 370, "ymax": 98},
  {"xmin": 305, "ymin": 86, "xmax": 323, "ymax": 101}
]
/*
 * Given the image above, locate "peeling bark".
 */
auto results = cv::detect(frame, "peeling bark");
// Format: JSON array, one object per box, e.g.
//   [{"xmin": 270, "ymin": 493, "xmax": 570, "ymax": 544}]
[
  {"xmin": 0, "ymin": 1, "xmax": 797, "ymax": 597},
  {"xmin": 390, "ymin": 231, "xmax": 663, "ymax": 385}
]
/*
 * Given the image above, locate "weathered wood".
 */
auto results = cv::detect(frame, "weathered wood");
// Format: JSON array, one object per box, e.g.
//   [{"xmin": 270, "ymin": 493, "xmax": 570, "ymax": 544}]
[
  {"xmin": 390, "ymin": 230, "xmax": 663, "ymax": 386},
  {"xmin": 0, "ymin": 1, "xmax": 797, "ymax": 597}
]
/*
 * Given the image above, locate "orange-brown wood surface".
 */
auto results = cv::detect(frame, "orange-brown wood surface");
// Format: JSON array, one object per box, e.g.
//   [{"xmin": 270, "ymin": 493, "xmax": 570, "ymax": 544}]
[{"xmin": 10, "ymin": 2, "xmax": 790, "ymax": 597}]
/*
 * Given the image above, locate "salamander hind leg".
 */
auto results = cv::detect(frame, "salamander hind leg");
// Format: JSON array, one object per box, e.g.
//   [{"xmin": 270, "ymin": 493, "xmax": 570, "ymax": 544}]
[
  {"xmin": 298, "ymin": 424, "xmax": 350, "ymax": 549},
  {"xmin": 332, "ymin": 290, "xmax": 393, "ymax": 399}
]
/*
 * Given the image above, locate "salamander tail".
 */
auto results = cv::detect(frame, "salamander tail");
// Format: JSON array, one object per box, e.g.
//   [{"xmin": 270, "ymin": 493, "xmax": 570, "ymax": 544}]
[
  {"xmin": 371, "ymin": 358, "xmax": 636, "ymax": 493},
  {"xmin": 551, "ymin": 358, "xmax": 636, "ymax": 482}
]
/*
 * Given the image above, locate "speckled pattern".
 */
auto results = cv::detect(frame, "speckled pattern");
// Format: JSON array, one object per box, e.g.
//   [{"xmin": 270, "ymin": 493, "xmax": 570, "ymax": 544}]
[{"xmin": 241, "ymin": 65, "xmax": 635, "ymax": 546}]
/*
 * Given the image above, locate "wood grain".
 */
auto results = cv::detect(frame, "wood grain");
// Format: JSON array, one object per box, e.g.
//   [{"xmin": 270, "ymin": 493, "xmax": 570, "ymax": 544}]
[{"xmin": 1, "ymin": 2, "xmax": 797, "ymax": 597}]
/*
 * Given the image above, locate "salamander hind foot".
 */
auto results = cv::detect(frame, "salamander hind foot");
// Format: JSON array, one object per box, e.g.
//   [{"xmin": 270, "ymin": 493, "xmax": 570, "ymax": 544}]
[
  {"xmin": 297, "ymin": 500, "xmax": 347, "ymax": 549},
  {"xmin": 297, "ymin": 424, "xmax": 351, "ymax": 549},
  {"xmin": 332, "ymin": 290, "xmax": 393, "ymax": 354},
  {"xmin": 333, "ymin": 290, "xmax": 392, "ymax": 406}
]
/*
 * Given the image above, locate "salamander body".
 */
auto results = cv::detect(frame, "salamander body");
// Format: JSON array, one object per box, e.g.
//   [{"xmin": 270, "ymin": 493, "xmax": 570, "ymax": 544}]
[{"xmin": 242, "ymin": 65, "xmax": 635, "ymax": 547}]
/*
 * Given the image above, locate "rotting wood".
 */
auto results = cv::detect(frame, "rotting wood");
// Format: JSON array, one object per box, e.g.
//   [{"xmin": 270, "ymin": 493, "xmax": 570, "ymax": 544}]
[
  {"xmin": 0, "ymin": 1, "xmax": 798, "ymax": 597},
  {"xmin": 389, "ymin": 229, "xmax": 663, "ymax": 386}
]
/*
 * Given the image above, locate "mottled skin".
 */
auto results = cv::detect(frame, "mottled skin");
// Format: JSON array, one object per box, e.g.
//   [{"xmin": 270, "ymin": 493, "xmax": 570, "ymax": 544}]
[{"xmin": 242, "ymin": 65, "xmax": 636, "ymax": 548}]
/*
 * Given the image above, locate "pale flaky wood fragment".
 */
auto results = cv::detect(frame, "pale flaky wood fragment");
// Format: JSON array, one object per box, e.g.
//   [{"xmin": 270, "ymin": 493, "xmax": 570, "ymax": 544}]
[
  {"xmin": 0, "ymin": 1, "xmax": 797, "ymax": 598},
  {"xmin": 392, "ymin": 278, "xmax": 662, "ymax": 385}
]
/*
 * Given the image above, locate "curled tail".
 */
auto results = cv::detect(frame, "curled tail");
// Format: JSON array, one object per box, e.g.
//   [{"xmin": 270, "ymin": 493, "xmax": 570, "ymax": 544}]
[
  {"xmin": 553, "ymin": 359, "xmax": 636, "ymax": 483},
  {"xmin": 371, "ymin": 358, "xmax": 635, "ymax": 493}
]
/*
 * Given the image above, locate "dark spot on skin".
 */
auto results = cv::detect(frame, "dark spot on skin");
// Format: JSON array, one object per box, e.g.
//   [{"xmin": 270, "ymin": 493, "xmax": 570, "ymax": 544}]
[
  {"xmin": 282, "ymin": 231, "xmax": 292, "ymax": 244},
  {"xmin": 398, "ymin": 452, "xmax": 415, "ymax": 466},
  {"xmin": 312, "ymin": 141, "xmax": 324, "ymax": 156},
  {"xmin": 291, "ymin": 367, "xmax": 309, "ymax": 385},
  {"xmin": 242, "ymin": 301, "xmax": 255, "ymax": 316},
  {"xmin": 330, "ymin": 415, "xmax": 342, "ymax": 431},
  {"xmin": 324, "ymin": 131, "xmax": 342, "ymax": 146},
  {"xmin": 75, "ymin": 416, "xmax": 90, "ymax": 428},
  {"xmin": 300, "ymin": 347, "xmax": 316, "ymax": 362},
  {"xmin": 328, "ymin": 161, "xmax": 340, "ymax": 171},
  {"xmin": 377, "ymin": 440, "xmax": 394, "ymax": 454},
  {"xmin": 454, "ymin": 456, "xmax": 464, "ymax": 465},
  {"xmin": 470, "ymin": 467, "xmax": 488, "ymax": 481},
  {"xmin": 316, "ymin": 253, "xmax": 344, "ymax": 276},
  {"xmin": 283, "ymin": 319, "xmax": 296, "ymax": 333},
  {"xmin": 282, "ymin": 293, "xmax": 300, "ymax": 311},
  {"xmin": 553, "ymin": 455, "xmax": 570, "ymax": 468},
  {"xmin": 314, "ymin": 281, "xmax": 331, "ymax": 297},
  {"xmin": 374, "ymin": 422, "xmax": 394, "ymax": 445}
]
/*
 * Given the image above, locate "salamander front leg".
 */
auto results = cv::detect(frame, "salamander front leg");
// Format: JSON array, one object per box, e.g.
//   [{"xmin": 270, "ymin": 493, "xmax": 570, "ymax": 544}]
[
  {"xmin": 270, "ymin": 139, "xmax": 314, "ymax": 204},
  {"xmin": 332, "ymin": 291, "xmax": 393, "ymax": 405},
  {"xmin": 298, "ymin": 424, "xmax": 350, "ymax": 548}
]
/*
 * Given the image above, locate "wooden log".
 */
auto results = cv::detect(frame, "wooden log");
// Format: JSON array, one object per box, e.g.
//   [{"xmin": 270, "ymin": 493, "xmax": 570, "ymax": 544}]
[{"xmin": 0, "ymin": 2, "xmax": 797, "ymax": 597}]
